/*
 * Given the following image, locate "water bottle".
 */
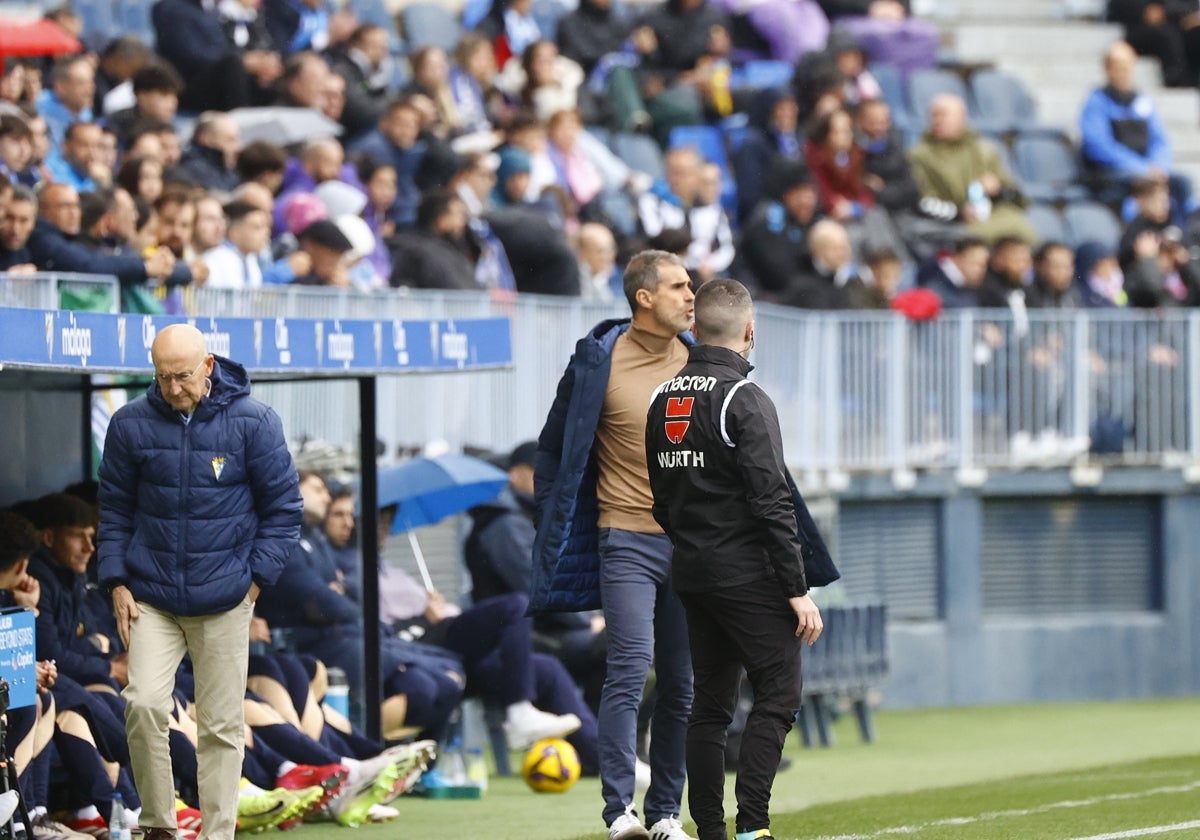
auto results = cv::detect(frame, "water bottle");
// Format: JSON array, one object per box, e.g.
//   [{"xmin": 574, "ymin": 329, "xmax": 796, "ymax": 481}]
[
  {"xmin": 442, "ymin": 737, "xmax": 467, "ymax": 786},
  {"xmin": 110, "ymin": 793, "xmax": 132, "ymax": 840},
  {"xmin": 465, "ymin": 746, "xmax": 488, "ymax": 792},
  {"xmin": 325, "ymin": 667, "xmax": 350, "ymax": 719},
  {"xmin": 967, "ymin": 180, "xmax": 992, "ymax": 222}
]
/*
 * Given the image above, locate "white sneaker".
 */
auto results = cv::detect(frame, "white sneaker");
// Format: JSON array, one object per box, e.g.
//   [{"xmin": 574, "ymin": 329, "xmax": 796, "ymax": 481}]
[
  {"xmin": 634, "ymin": 758, "xmax": 651, "ymax": 793},
  {"xmin": 648, "ymin": 816, "xmax": 696, "ymax": 840},
  {"xmin": 608, "ymin": 805, "xmax": 650, "ymax": 840},
  {"xmin": 366, "ymin": 803, "xmax": 400, "ymax": 822},
  {"xmin": 503, "ymin": 708, "xmax": 582, "ymax": 751}
]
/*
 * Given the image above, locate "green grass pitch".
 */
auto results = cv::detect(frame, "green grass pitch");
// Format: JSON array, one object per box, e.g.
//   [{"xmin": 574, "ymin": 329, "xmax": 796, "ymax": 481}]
[{"xmin": 272, "ymin": 698, "xmax": 1200, "ymax": 839}]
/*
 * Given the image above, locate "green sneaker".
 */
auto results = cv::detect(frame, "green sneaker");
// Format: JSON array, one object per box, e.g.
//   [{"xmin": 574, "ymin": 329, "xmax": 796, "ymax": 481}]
[{"xmin": 333, "ymin": 762, "xmax": 402, "ymax": 827}]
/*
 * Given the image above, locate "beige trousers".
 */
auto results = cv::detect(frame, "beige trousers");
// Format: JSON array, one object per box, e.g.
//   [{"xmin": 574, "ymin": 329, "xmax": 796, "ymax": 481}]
[{"xmin": 124, "ymin": 596, "xmax": 252, "ymax": 840}]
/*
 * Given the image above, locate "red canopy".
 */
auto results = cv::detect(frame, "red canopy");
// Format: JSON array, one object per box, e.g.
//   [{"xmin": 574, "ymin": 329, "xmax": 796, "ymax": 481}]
[{"xmin": 0, "ymin": 19, "xmax": 81, "ymax": 59}]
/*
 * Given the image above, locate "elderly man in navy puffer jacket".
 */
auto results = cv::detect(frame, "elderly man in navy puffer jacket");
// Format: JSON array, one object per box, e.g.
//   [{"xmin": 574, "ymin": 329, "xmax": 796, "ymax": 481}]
[{"xmin": 97, "ymin": 323, "xmax": 302, "ymax": 840}]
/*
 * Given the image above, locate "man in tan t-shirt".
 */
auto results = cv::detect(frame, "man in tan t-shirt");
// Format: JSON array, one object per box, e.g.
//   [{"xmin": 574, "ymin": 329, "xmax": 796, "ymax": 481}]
[{"xmin": 532, "ymin": 250, "xmax": 698, "ymax": 840}]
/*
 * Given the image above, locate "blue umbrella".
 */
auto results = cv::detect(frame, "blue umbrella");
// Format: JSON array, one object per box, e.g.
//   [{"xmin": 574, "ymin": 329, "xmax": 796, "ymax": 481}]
[{"xmin": 376, "ymin": 453, "xmax": 508, "ymax": 590}]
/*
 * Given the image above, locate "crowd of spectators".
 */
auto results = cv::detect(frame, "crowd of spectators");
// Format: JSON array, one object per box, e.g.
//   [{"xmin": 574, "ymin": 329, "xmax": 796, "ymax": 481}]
[{"xmin": 0, "ymin": 0, "xmax": 1198, "ymax": 322}]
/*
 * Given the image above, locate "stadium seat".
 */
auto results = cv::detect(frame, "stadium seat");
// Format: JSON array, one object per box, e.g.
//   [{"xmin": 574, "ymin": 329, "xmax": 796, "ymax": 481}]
[
  {"xmin": 75, "ymin": 0, "xmax": 116, "ymax": 43},
  {"xmin": 402, "ymin": 3, "xmax": 463, "ymax": 53},
  {"xmin": 719, "ymin": 113, "xmax": 751, "ymax": 154},
  {"xmin": 906, "ymin": 67, "xmax": 969, "ymax": 128},
  {"xmin": 870, "ymin": 62, "xmax": 912, "ymax": 132},
  {"xmin": 532, "ymin": 0, "xmax": 569, "ymax": 41},
  {"xmin": 1012, "ymin": 130, "xmax": 1090, "ymax": 204},
  {"xmin": 610, "ymin": 132, "xmax": 665, "ymax": 181},
  {"xmin": 970, "ymin": 69, "xmax": 1037, "ymax": 134},
  {"xmin": 1063, "ymin": 200, "xmax": 1122, "ymax": 250},
  {"xmin": 1025, "ymin": 203, "xmax": 1069, "ymax": 244},
  {"xmin": 728, "ymin": 60, "xmax": 793, "ymax": 91},
  {"xmin": 356, "ymin": 0, "xmax": 406, "ymax": 55},
  {"xmin": 115, "ymin": 0, "xmax": 155, "ymax": 47}
]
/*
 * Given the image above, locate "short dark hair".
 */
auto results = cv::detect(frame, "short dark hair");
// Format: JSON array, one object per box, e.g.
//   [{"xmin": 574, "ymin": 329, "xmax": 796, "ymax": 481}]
[
  {"xmin": 1034, "ymin": 240, "xmax": 1072, "ymax": 263},
  {"xmin": 622, "ymin": 249, "xmax": 686, "ymax": 311},
  {"xmin": 354, "ymin": 153, "xmax": 394, "ymax": 186},
  {"xmin": 31, "ymin": 493, "xmax": 97, "ymax": 531},
  {"xmin": 991, "ymin": 235, "xmax": 1029, "ymax": 255},
  {"xmin": 223, "ymin": 199, "xmax": 262, "ymax": 224},
  {"xmin": 416, "ymin": 189, "xmax": 458, "ymax": 230},
  {"xmin": 952, "ymin": 235, "xmax": 989, "ymax": 255},
  {"xmin": 694, "ymin": 277, "xmax": 752, "ymax": 344},
  {"xmin": 0, "ymin": 114, "xmax": 31, "ymax": 141},
  {"xmin": 0, "ymin": 510, "xmax": 39, "ymax": 574},
  {"xmin": 865, "ymin": 247, "xmax": 901, "ymax": 266},
  {"xmin": 63, "ymin": 120, "xmax": 97, "ymax": 143},
  {"xmin": 10, "ymin": 184, "xmax": 36, "ymax": 210},
  {"xmin": 132, "ymin": 61, "xmax": 184, "ymax": 96},
  {"xmin": 80, "ymin": 187, "xmax": 114, "ymax": 232},
  {"xmin": 237, "ymin": 141, "xmax": 288, "ymax": 183}
]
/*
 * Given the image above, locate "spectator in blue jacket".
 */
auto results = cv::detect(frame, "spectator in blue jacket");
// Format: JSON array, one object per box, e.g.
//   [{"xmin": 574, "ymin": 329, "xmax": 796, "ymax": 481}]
[
  {"xmin": 348, "ymin": 97, "xmax": 428, "ymax": 229},
  {"xmin": 1080, "ymin": 41, "xmax": 1193, "ymax": 221},
  {"xmin": 97, "ymin": 324, "xmax": 303, "ymax": 840},
  {"xmin": 36, "ymin": 56, "xmax": 95, "ymax": 150},
  {"xmin": 168, "ymin": 112, "xmax": 244, "ymax": 194},
  {"xmin": 44, "ymin": 121, "xmax": 103, "ymax": 193}
]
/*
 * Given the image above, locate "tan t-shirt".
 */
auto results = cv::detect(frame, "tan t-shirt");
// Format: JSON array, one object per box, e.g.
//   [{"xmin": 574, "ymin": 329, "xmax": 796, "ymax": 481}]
[{"xmin": 594, "ymin": 325, "xmax": 690, "ymax": 532}]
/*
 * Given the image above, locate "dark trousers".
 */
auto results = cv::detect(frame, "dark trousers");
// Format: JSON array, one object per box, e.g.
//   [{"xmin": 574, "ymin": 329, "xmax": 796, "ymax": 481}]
[{"xmin": 679, "ymin": 578, "xmax": 801, "ymax": 840}]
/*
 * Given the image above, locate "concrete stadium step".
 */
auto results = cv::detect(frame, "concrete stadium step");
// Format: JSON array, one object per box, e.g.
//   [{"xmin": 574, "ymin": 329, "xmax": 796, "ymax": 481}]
[
  {"xmin": 999, "ymin": 59, "xmax": 1160, "ymax": 94},
  {"xmin": 948, "ymin": 21, "xmax": 1123, "ymax": 59},
  {"xmin": 924, "ymin": 0, "xmax": 1066, "ymax": 20}
]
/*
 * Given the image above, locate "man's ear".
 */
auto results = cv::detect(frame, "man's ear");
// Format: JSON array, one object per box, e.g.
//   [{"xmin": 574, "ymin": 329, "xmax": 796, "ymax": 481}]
[
  {"xmin": 39, "ymin": 529, "xmax": 54, "ymax": 550},
  {"xmin": 634, "ymin": 286, "xmax": 653, "ymax": 310}
]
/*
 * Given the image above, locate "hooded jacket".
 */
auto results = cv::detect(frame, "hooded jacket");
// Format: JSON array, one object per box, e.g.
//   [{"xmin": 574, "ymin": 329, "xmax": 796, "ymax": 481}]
[
  {"xmin": 556, "ymin": 0, "xmax": 632, "ymax": 73},
  {"xmin": 97, "ymin": 356, "xmax": 302, "ymax": 617}
]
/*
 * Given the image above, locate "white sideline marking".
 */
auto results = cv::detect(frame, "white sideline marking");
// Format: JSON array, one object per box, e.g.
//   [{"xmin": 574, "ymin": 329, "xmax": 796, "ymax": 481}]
[
  {"xmin": 808, "ymin": 779, "xmax": 1200, "ymax": 839},
  {"xmin": 1068, "ymin": 821, "xmax": 1200, "ymax": 839}
]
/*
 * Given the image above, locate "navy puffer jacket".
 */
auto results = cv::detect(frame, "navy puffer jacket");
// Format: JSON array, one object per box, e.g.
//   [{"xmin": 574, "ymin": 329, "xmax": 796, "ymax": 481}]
[
  {"xmin": 97, "ymin": 356, "xmax": 302, "ymax": 617},
  {"xmin": 531, "ymin": 319, "xmax": 695, "ymax": 613}
]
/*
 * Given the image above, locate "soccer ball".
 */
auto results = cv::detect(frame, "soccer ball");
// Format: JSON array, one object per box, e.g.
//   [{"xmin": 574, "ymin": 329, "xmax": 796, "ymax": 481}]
[{"xmin": 521, "ymin": 737, "xmax": 581, "ymax": 793}]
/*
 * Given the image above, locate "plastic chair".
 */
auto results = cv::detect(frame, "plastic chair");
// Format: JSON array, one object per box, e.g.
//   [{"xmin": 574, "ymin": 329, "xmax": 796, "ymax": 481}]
[
  {"xmin": 1012, "ymin": 130, "xmax": 1089, "ymax": 203},
  {"xmin": 531, "ymin": 0, "xmax": 569, "ymax": 41},
  {"xmin": 402, "ymin": 3, "xmax": 464, "ymax": 53},
  {"xmin": 970, "ymin": 68, "xmax": 1036, "ymax": 134},
  {"xmin": 356, "ymin": 0, "xmax": 406, "ymax": 55},
  {"xmin": 1063, "ymin": 200, "xmax": 1122, "ymax": 250},
  {"xmin": 728, "ymin": 60, "xmax": 793, "ymax": 91},
  {"xmin": 75, "ymin": 0, "xmax": 116, "ymax": 42},
  {"xmin": 870, "ymin": 61, "xmax": 912, "ymax": 132},
  {"xmin": 610, "ymin": 132, "xmax": 665, "ymax": 181},
  {"xmin": 1025, "ymin": 203, "xmax": 1069, "ymax": 244},
  {"xmin": 906, "ymin": 67, "xmax": 969, "ymax": 128},
  {"xmin": 115, "ymin": 0, "xmax": 155, "ymax": 47}
]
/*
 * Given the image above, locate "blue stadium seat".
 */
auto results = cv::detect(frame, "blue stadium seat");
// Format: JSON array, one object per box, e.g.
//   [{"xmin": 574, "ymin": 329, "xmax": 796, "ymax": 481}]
[
  {"xmin": 1025, "ymin": 203, "xmax": 1069, "ymax": 244},
  {"xmin": 75, "ymin": 0, "xmax": 116, "ymax": 43},
  {"xmin": 532, "ymin": 0, "xmax": 569, "ymax": 41},
  {"xmin": 1012, "ymin": 130, "xmax": 1089, "ymax": 203},
  {"xmin": 1062, "ymin": 200, "xmax": 1122, "ymax": 250},
  {"xmin": 970, "ymin": 68, "xmax": 1036, "ymax": 134},
  {"xmin": 115, "ymin": 0, "xmax": 155, "ymax": 47},
  {"xmin": 906, "ymin": 67, "xmax": 969, "ymax": 128},
  {"xmin": 728, "ymin": 60, "xmax": 793, "ymax": 91},
  {"xmin": 870, "ymin": 62, "xmax": 912, "ymax": 132},
  {"xmin": 356, "ymin": 0, "xmax": 406, "ymax": 55},
  {"xmin": 402, "ymin": 3, "xmax": 463, "ymax": 53},
  {"xmin": 610, "ymin": 132, "xmax": 664, "ymax": 180}
]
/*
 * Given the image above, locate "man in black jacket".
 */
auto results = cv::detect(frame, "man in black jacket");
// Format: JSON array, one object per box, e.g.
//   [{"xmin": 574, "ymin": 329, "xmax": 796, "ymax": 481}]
[{"xmin": 646, "ymin": 278, "xmax": 828, "ymax": 840}]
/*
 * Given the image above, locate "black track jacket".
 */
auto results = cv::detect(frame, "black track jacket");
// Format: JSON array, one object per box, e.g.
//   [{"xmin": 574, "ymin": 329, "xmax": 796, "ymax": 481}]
[{"xmin": 647, "ymin": 344, "xmax": 821, "ymax": 598}]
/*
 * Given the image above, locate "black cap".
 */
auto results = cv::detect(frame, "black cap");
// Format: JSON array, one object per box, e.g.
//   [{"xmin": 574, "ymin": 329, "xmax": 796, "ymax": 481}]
[
  {"xmin": 508, "ymin": 441, "xmax": 538, "ymax": 469},
  {"xmin": 299, "ymin": 219, "xmax": 353, "ymax": 253}
]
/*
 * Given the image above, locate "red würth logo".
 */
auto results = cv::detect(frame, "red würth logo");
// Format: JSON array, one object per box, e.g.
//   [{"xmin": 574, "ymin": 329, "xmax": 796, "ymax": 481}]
[{"xmin": 664, "ymin": 397, "xmax": 694, "ymax": 444}]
